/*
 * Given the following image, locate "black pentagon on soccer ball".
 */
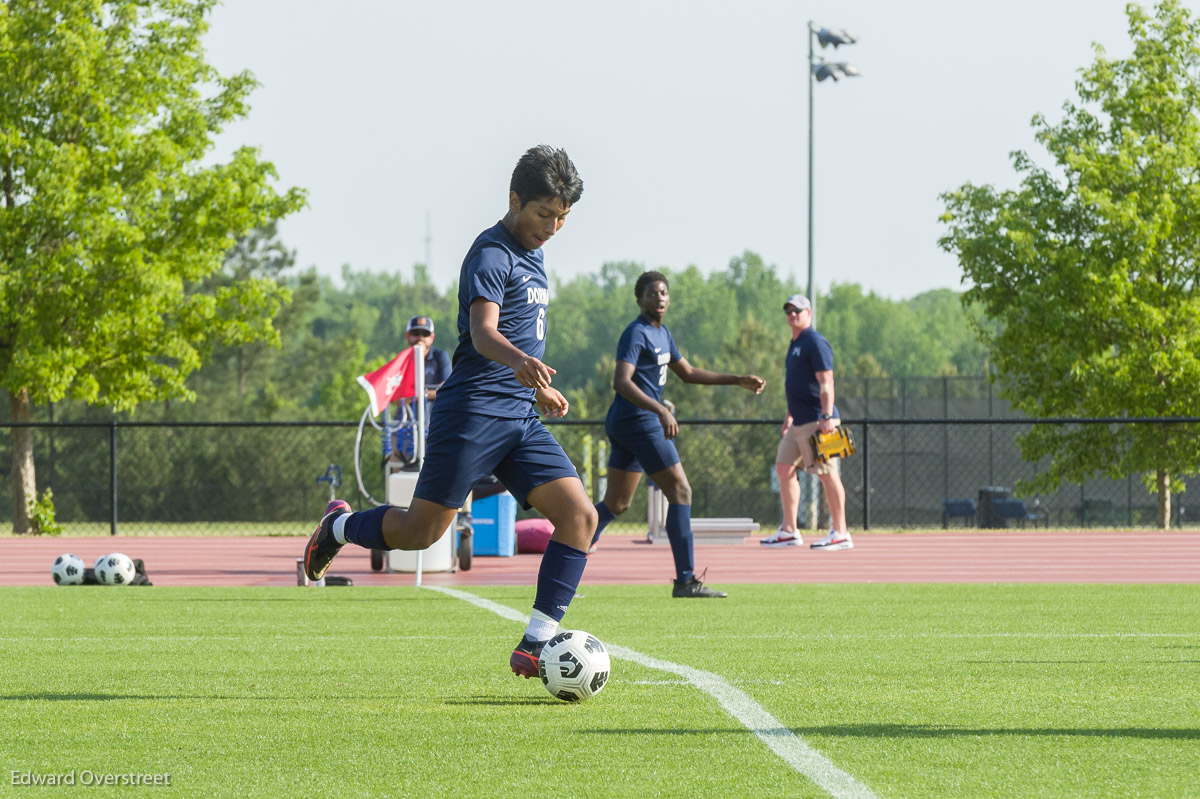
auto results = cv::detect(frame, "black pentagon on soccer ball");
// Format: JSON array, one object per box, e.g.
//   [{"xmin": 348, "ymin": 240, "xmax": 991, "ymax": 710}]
[
  {"xmin": 547, "ymin": 630, "xmax": 573, "ymax": 647},
  {"xmin": 113, "ymin": 572, "xmax": 125, "ymax": 585},
  {"xmin": 106, "ymin": 556, "xmax": 119, "ymax": 568},
  {"xmin": 555, "ymin": 689, "xmax": 582, "ymax": 702},
  {"xmin": 539, "ymin": 660, "xmax": 549, "ymax": 686},
  {"xmin": 53, "ymin": 572, "xmax": 63, "ymax": 584},
  {"xmin": 98, "ymin": 569, "xmax": 107, "ymax": 583},
  {"xmin": 65, "ymin": 565, "xmax": 78, "ymax": 576},
  {"xmin": 583, "ymin": 635, "xmax": 605, "ymax": 654},
  {"xmin": 555, "ymin": 651, "xmax": 583, "ymax": 679},
  {"xmin": 54, "ymin": 556, "xmax": 63, "ymax": 566},
  {"xmin": 590, "ymin": 670, "xmax": 609, "ymax": 693}
]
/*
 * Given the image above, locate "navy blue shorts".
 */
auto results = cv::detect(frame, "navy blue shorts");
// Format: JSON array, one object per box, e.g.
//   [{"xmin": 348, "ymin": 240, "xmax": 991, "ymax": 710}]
[
  {"xmin": 413, "ymin": 411, "xmax": 579, "ymax": 509},
  {"xmin": 605, "ymin": 413, "xmax": 680, "ymax": 475}
]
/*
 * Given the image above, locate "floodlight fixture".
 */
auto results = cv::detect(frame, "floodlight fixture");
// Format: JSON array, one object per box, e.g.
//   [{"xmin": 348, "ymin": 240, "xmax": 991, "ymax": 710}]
[
  {"xmin": 816, "ymin": 27, "xmax": 858, "ymax": 48},
  {"xmin": 812, "ymin": 61, "xmax": 863, "ymax": 82}
]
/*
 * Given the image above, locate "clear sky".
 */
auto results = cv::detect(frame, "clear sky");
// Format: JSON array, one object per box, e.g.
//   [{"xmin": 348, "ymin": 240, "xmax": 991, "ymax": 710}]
[{"xmin": 203, "ymin": 0, "xmax": 1152, "ymax": 300}]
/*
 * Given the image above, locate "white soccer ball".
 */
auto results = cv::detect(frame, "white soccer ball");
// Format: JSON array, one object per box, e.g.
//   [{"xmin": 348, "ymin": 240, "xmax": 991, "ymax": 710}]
[
  {"xmin": 538, "ymin": 629, "xmax": 611, "ymax": 702},
  {"xmin": 96, "ymin": 553, "xmax": 136, "ymax": 586},
  {"xmin": 51, "ymin": 553, "xmax": 86, "ymax": 586}
]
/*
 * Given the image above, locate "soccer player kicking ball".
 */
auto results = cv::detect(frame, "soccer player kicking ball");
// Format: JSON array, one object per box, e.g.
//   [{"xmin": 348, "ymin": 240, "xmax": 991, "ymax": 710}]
[
  {"xmin": 304, "ymin": 146, "xmax": 597, "ymax": 678},
  {"xmin": 589, "ymin": 271, "xmax": 765, "ymax": 597}
]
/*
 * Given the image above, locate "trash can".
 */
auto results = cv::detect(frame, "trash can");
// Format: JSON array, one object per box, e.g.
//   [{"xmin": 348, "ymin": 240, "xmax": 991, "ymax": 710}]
[{"xmin": 978, "ymin": 486, "xmax": 1013, "ymax": 529}]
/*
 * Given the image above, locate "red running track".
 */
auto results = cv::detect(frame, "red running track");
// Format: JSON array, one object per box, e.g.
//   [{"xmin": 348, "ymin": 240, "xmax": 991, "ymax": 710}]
[{"xmin": 4, "ymin": 531, "xmax": 1199, "ymax": 587}]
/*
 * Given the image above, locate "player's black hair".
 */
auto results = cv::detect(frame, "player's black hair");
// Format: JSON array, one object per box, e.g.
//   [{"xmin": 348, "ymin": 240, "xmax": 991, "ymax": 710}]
[
  {"xmin": 635, "ymin": 270, "xmax": 669, "ymax": 300},
  {"xmin": 510, "ymin": 145, "xmax": 584, "ymax": 208}
]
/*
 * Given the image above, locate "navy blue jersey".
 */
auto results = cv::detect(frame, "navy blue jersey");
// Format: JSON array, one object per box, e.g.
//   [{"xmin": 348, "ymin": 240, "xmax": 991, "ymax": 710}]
[
  {"xmin": 606, "ymin": 316, "xmax": 682, "ymax": 426},
  {"xmin": 784, "ymin": 326, "xmax": 838, "ymax": 424},
  {"xmin": 434, "ymin": 222, "xmax": 549, "ymax": 419}
]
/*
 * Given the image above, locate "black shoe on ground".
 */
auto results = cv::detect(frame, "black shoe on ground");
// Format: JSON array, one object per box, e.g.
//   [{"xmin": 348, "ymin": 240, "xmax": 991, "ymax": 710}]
[
  {"xmin": 510, "ymin": 635, "xmax": 546, "ymax": 678},
  {"xmin": 303, "ymin": 499, "xmax": 351, "ymax": 582},
  {"xmin": 672, "ymin": 570, "xmax": 727, "ymax": 598}
]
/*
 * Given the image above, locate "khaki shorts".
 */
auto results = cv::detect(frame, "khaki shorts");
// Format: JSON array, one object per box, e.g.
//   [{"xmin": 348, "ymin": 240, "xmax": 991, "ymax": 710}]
[{"xmin": 776, "ymin": 419, "xmax": 841, "ymax": 476}]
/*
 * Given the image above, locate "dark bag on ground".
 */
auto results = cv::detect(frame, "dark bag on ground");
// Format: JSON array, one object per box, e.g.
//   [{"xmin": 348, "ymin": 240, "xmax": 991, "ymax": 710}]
[{"xmin": 83, "ymin": 558, "xmax": 153, "ymax": 586}]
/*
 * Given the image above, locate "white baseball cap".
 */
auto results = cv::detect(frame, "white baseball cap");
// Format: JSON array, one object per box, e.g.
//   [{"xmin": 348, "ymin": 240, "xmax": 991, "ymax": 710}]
[{"xmin": 782, "ymin": 294, "xmax": 811, "ymax": 312}]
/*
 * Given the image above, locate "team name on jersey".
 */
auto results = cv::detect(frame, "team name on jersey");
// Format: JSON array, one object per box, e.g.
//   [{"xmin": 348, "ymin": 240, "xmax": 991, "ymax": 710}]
[{"xmin": 526, "ymin": 286, "xmax": 549, "ymax": 305}]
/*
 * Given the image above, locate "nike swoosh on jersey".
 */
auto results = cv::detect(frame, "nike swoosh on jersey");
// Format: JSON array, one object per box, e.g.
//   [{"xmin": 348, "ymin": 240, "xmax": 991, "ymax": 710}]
[{"xmin": 521, "ymin": 274, "xmax": 532, "ymax": 283}]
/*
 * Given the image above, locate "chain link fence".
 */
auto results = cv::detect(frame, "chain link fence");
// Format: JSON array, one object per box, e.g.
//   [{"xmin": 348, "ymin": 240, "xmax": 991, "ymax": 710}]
[{"xmin": 3, "ymin": 412, "xmax": 1199, "ymax": 535}]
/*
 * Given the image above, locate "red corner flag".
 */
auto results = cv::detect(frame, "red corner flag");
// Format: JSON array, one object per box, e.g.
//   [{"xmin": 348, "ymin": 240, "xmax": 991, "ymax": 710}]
[{"xmin": 357, "ymin": 348, "xmax": 416, "ymax": 417}]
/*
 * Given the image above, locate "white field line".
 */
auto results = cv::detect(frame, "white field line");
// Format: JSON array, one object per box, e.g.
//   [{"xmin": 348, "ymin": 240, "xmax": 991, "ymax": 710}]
[{"xmin": 424, "ymin": 584, "xmax": 877, "ymax": 799}]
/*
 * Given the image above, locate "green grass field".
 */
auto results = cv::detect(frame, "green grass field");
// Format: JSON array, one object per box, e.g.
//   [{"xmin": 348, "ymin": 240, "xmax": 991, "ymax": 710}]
[{"xmin": 2, "ymin": 584, "xmax": 1197, "ymax": 798}]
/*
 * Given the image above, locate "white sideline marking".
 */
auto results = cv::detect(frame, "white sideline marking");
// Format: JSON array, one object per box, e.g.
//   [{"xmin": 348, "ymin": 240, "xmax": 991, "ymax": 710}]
[{"xmin": 424, "ymin": 584, "xmax": 877, "ymax": 799}]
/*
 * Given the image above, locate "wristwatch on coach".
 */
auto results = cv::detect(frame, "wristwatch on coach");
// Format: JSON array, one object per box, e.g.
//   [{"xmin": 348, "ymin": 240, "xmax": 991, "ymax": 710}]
[{"xmin": 819, "ymin": 413, "xmax": 833, "ymax": 420}]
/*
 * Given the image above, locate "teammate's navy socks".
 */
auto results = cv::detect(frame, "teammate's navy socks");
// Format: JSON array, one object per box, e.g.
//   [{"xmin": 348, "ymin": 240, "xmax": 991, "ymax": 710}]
[
  {"xmin": 591, "ymin": 501, "xmax": 617, "ymax": 546},
  {"xmin": 533, "ymin": 540, "xmax": 588, "ymax": 622},
  {"xmin": 342, "ymin": 505, "xmax": 391, "ymax": 551},
  {"xmin": 665, "ymin": 503, "xmax": 695, "ymax": 584}
]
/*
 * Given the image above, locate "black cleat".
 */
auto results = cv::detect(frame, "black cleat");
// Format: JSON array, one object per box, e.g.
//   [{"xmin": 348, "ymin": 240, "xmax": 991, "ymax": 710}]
[
  {"xmin": 510, "ymin": 635, "xmax": 546, "ymax": 678},
  {"xmin": 303, "ymin": 500, "xmax": 351, "ymax": 582},
  {"xmin": 672, "ymin": 569, "xmax": 727, "ymax": 598}
]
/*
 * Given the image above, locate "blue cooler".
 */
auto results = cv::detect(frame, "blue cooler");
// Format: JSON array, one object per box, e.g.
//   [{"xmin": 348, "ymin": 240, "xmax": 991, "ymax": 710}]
[{"xmin": 471, "ymin": 493, "xmax": 517, "ymax": 556}]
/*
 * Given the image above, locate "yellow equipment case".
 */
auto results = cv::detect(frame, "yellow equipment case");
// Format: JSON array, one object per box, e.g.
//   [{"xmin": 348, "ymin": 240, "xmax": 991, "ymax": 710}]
[{"xmin": 810, "ymin": 427, "xmax": 856, "ymax": 463}]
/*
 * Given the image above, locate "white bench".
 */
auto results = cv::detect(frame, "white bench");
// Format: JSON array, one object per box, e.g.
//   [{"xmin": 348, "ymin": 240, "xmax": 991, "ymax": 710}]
[{"xmin": 646, "ymin": 485, "xmax": 760, "ymax": 545}]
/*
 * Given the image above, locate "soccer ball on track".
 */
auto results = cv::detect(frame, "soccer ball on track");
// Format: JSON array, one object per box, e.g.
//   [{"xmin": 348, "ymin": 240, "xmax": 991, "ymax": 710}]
[
  {"xmin": 95, "ymin": 553, "xmax": 136, "ymax": 586},
  {"xmin": 51, "ymin": 553, "xmax": 86, "ymax": 586},
  {"xmin": 538, "ymin": 629, "xmax": 611, "ymax": 702}
]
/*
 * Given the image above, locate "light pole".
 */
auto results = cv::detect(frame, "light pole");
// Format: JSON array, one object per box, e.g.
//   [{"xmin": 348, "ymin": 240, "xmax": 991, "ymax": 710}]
[
  {"xmin": 805, "ymin": 23, "xmax": 859, "ymax": 532},
  {"xmin": 807, "ymin": 23, "xmax": 860, "ymax": 319}
]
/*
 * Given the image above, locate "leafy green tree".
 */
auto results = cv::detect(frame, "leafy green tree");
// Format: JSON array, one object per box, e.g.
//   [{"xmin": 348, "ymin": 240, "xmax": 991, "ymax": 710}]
[
  {"xmin": 939, "ymin": 0, "xmax": 1200, "ymax": 527},
  {"xmin": 0, "ymin": 0, "xmax": 304, "ymax": 531},
  {"xmin": 183, "ymin": 227, "xmax": 370, "ymax": 421},
  {"xmin": 818, "ymin": 285, "xmax": 988, "ymax": 378}
]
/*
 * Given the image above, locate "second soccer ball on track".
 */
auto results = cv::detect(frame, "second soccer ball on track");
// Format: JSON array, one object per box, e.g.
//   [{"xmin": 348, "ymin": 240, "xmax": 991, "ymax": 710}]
[{"xmin": 96, "ymin": 553, "xmax": 137, "ymax": 586}]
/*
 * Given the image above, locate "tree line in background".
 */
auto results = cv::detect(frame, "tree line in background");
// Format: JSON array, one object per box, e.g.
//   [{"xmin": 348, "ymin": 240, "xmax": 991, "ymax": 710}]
[{"xmin": 20, "ymin": 237, "xmax": 987, "ymax": 427}]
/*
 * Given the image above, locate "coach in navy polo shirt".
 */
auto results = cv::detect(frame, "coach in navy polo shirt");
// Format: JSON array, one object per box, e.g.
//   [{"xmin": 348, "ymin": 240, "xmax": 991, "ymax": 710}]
[{"xmin": 761, "ymin": 294, "xmax": 852, "ymax": 551}]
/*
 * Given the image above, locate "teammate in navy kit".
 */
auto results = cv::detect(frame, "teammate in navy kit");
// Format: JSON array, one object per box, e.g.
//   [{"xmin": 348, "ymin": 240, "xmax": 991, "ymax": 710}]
[
  {"xmin": 589, "ymin": 271, "xmax": 765, "ymax": 597},
  {"xmin": 304, "ymin": 146, "xmax": 596, "ymax": 676}
]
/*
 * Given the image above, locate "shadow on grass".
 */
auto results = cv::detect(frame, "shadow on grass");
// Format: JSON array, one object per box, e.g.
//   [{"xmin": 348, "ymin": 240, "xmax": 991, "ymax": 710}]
[
  {"xmin": 2, "ymin": 692, "xmax": 562, "ymax": 705},
  {"xmin": 960, "ymin": 659, "xmax": 1200, "ymax": 664},
  {"xmin": 0, "ymin": 693, "xmax": 423, "ymax": 702},
  {"xmin": 443, "ymin": 697, "xmax": 561, "ymax": 706},
  {"xmin": 582, "ymin": 724, "xmax": 1200, "ymax": 740},
  {"xmin": 2, "ymin": 694, "xmax": 200, "ymax": 702},
  {"xmin": 128, "ymin": 595, "xmax": 449, "ymax": 603}
]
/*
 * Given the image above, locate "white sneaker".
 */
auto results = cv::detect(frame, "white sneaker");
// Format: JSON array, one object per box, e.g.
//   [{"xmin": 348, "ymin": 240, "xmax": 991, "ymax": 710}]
[
  {"xmin": 760, "ymin": 528, "xmax": 801, "ymax": 547},
  {"xmin": 810, "ymin": 530, "xmax": 853, "ymax": 551}
]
